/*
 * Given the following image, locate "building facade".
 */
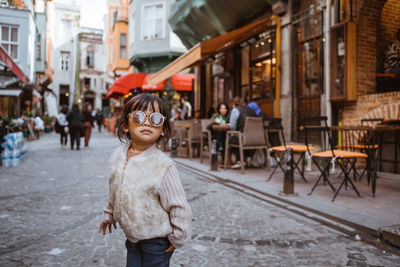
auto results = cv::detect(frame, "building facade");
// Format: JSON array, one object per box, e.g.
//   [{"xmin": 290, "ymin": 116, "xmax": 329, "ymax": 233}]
[
  {"xmin": 0, "ymin": 1, "xmax": 36, "ymax": 117},
  {"xmin": 78, "ymin": 28, "xmax": 109, "ymax": 113},
  {"xmin": 129, "ymin": 0, "xmax": 186, "ymax": 73},
  {"xmin": 106, "ymin": 0, "xmax": 131, "ymax": 78},
  {"xmin": 46, "ymin": 0, "xmax": 80, "ymax": 115}
]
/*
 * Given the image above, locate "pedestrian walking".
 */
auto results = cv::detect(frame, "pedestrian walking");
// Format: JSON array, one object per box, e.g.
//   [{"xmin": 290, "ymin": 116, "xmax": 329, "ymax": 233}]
[
  {"xmin": 180, "ymin": 96, "xmax": 192, "ymax": 120},
  {"xmin": 67, "ymin": 103, "xmax": 83, "ymax": 150},
  {"xmin": 33, "ymin": 116, "xmax": 44, "ymax": 140},
  {"xmin": 95, "ymin": 108, "xmax": 104, "ymax": 132},
  {"xmin": 82, "ymin": 103, "xmax": 95, "ymax": 147},
  {"xmin": 98, "ymin": 93, "xmax": 192, "ymax": 267},
  {"xmin": 56, "ymin": 105, "xmax": 69, "ymax": 148}
]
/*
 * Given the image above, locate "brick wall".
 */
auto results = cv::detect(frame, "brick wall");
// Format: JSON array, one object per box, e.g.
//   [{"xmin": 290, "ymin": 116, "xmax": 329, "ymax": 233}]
[
  {"xmin": 342, "ymin": 91, "xmax": 400, "ymax": 125},
  {"xmin": 341, "ymin": 0, "xmax": 400, "ymax": 125}
]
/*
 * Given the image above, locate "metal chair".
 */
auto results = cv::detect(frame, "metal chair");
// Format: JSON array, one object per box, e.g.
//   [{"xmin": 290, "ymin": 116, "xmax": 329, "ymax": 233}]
[
  {"xmin": 303, "ymin": 117, "xmax": 368, "ymax": 201},
  {"xmin": 224, "ymin": 117, "xmax": 269, "ymax": 173},
  {"xmin": 266, "ymin": 118, "xmax": 313, "ymax": 183}
]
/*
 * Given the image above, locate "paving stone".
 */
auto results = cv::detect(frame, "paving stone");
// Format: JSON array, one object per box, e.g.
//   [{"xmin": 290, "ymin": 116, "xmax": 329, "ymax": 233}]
[{"xmin": 0, "ymin": 132, "xmax": 399, "ymax": 266}]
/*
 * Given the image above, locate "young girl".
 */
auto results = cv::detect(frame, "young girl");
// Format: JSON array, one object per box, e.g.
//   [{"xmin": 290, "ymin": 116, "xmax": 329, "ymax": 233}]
[{"xmin": 99, "ymin": 93, "xmax": 192, "ymax": 267}]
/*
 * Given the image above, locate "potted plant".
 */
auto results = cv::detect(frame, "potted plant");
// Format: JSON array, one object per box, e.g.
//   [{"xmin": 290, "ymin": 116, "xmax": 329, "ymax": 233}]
[{"xmin": 42, "ymin": 115, "xmax": 55, "ymax": 133}]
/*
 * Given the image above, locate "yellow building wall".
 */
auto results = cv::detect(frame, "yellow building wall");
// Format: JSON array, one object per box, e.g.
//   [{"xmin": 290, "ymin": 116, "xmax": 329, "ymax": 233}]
[{"xmin": 107, "ymin": 0, "xmax": 131, "ymax": 75}]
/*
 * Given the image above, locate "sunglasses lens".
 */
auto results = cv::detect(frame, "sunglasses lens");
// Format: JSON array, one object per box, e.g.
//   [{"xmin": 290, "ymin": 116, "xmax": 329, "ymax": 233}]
[
  {"xmin": 150, "ymin": 113, "xmax": 164, "ymax": 127},
  {"xmin": 131, "ymin": 112, "xmax": 146, "ymax": 125}
]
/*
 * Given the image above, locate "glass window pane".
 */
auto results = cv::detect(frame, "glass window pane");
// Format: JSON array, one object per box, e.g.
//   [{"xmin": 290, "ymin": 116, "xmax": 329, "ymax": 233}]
[
  {"xmin": 144, "ymin": 6, "xmax": 153, "ymax": 20},
  {"xmin": 155, "ymin": 19, "xmax": 162, "ymax": 38},
  {"xmin": 156, "ymin": 5, "xmax": 163, "ymax": 18},
  {"xmin": 2, "ymin": 44, "xmax": 9, "ymax": 52},
  {"xmin": 2, "ymin": 26, "xmax": 9, "ymax": 41},
  {"xmin": 120, "ymin": 34, "xmax": 126, "ymax": 46},
  {"xmin": 11, "ymin": 45, "xmax": 18, "ymax": 58},
  {"xmin": 11, "ymin": 28, "xmax": 18, "ymax": 42}
]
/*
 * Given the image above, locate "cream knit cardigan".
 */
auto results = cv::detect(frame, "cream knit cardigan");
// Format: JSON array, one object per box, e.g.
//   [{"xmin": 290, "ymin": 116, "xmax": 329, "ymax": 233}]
[{"xmin": 104, "ymin": 144, "xmax": 192, "ymax": 248}]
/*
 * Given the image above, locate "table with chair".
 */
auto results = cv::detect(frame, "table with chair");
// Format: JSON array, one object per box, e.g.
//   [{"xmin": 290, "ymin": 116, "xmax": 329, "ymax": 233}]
[
  {"xmin": 265, "ymin": 118, "xmax": 315, "ymax": 183},
  {"xmin": 302, "ymin": 117, "xmax": 380, "ymax": 201}
]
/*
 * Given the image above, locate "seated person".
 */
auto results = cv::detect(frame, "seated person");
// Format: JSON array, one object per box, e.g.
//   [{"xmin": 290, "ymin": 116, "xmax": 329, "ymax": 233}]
[
  {"xmin": 248, "ymin": 101, "xmax": 281, "ymax": 147},
  {"xmin": 207, "ymin": 102, "xmax": 230, "ymax": 159},
  {"xmin": 229, "ymin": 97, "xmax": 257, "ymax": 169}
]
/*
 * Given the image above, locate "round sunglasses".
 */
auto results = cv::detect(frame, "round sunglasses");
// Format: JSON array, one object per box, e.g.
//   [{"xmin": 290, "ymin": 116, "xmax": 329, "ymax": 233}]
[{"xmin": 128, "ymin": 111, "xmax": 165, "ymax": 127}]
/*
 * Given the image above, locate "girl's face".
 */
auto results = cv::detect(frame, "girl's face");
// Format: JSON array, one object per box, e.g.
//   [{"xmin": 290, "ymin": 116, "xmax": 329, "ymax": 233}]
[
  {"xmin": 125, "ymin": 102, "xmax": 164, "ymax": 146},
  {"xmin": 219, "ymin": 104, "xmax": 228, "ymax": 116}
]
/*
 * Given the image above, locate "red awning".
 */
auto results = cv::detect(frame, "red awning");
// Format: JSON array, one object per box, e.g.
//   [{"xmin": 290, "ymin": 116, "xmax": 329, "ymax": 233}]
[
  {"xmin": 142, "ymin": 73, "xmax": 167, "ymax": 91},
  {"xmin": 106, "ymin": 73, "xmax": 146, "ymax": 98},
  {"xmin": 0, "ymin": 46, "xmax": 28, "ymax": 83},
  {"xmin": 171, "ymin": 73, "xmax": 195, "ymax": 91}
]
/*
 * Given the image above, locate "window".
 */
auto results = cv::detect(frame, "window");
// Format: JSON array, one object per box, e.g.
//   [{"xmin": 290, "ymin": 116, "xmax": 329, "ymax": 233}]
[
  {"xmin": 120, "ymin": 33, "xmax": 126, "ymax": 58},
  {"xmin": 36, "ymin": 34, "xmax": 41, "ymax": 60},
  {"xmin": 60, "ymin": 52, "xmax": 70, "ymax": 71},
  {"xmin": 87, "ymin": 50, "xmax": 94, "ymax": 67},
  {"xmin": 1, "ymin": 24, "xmax": 19, "ymax": 60},
  {"xmin": 142, "ymin": 3, "xmax": 164, "ymax": 40},
  {"xmin": 84, "ymin": 77, "xmax": 91, "ymax": 88}
]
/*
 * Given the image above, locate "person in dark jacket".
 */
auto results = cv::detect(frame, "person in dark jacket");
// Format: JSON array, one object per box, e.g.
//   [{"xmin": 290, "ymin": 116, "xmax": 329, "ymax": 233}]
[
  {"xmin": 228, "ymin": 97, "xmax": 257, "ymax": 169},
  {"xmin": 82, "ymin": 103, "xmax": 95, "ymax": 147},
  {"xmin": 95, "ymin": 108, "xmax": 104, "ymax": 133},
  {"xmin": 67, "ymin": 103, "xmax": 84, "ymax": 150}
]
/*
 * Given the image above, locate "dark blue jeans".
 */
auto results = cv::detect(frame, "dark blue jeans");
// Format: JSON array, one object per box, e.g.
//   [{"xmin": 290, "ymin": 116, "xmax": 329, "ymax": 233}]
[{"xmin": 125, "ymin": 237, "xmax": 173, "ymax": 267}]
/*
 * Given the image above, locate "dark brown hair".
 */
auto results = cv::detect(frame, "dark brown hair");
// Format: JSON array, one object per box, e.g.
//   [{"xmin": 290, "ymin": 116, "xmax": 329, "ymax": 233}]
[{"xmin": 117, "ymin": 93, "xmax": 171, "ymax": 145}]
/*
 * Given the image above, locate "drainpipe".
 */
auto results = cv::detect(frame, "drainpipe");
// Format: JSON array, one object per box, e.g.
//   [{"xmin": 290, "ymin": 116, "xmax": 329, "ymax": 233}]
[{"xmin": 324, "ymin": 0, "xmax": 331, "ymax": 126}]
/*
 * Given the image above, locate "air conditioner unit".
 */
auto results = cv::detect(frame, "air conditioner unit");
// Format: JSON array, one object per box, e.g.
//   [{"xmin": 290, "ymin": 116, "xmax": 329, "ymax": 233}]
[{"xmin": 272, "ymin": 0, "xmax": 287, "ymax": 16}]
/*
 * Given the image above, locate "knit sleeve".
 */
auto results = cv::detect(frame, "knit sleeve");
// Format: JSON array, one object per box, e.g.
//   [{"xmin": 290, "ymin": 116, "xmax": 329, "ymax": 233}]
[
  {"xmin": 103, "ymin": 146, "xmax": 121, "ymax": 224},
  {"xmin": 159, "ymin": 164, "xmax": 192, "ymax": 248}
]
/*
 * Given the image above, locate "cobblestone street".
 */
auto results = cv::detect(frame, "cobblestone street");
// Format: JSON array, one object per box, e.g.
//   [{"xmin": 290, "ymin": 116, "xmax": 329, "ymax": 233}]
[{"xmin": 0, "ymin": 132, "xmax": 399, "ymax": 266}]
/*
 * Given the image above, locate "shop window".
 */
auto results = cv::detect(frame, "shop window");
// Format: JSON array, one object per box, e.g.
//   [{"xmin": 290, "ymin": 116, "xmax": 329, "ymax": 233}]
[
  {"xmin": 250, "ymin": 30, "xmax": 276, "ymax": 101},
  {"xmin": 59, "ymin": 84, "xmax": 70, "ymax": 106},
  {"xmin": 1, "ymin": 24, "xmax": 19, "ymax": 60},
  {"xmin": 120, "ymin": 33, "xmax": 126, "ymax": 58},
  {"xmin": 60, "ymin": 51, "xmax": 70, "ymax": 71},
  {"xmin": 142, "ymin": 3, "xmax": 164, "ymax": 40}
]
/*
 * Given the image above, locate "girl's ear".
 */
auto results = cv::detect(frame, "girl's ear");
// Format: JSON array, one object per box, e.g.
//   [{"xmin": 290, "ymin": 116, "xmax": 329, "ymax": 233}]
[
  {"xmin": 123, "ymin": 124, "xmax": 129, "ymax": 133},
  {"xmin": 161, "ymin": 129, "xmax": 165, "ymax": 136}
]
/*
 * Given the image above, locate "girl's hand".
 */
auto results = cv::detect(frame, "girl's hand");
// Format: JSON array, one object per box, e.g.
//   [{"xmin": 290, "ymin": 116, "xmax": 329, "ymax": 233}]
[
  {"xmin": 165, "ymin": 245, "xmax": 175, "ymax": 253},
  {"xmin": 98, "ymin": 220, "xmax": 117, "ymax": 235}
]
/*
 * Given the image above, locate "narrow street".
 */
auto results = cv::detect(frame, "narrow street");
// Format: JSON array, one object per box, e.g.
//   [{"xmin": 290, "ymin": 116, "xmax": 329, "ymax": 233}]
[{"xmin": 0, "ymin": 132, "xmax": 399, "ymax": 266}]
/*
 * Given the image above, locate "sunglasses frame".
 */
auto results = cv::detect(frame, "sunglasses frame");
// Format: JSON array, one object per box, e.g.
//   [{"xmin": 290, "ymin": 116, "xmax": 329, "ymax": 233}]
[{"xmin": 128, "ymin": 111, "xmax": 166, "ymax": 127}]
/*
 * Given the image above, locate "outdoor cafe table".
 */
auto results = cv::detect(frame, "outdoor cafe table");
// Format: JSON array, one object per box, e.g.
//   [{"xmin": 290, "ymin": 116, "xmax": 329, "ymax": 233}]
[{"xmin": 330, "ymin": 125, "xmax": 380, "ymax": 197}]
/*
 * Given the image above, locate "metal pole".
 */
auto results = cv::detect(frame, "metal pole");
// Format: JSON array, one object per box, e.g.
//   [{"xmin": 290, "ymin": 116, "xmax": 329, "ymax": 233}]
[
  {"xmin": 283, "ymin": 147, "xmax": 295, "ymax": 195},
  {"xmin": 211, "ymin": 139, "xmax": 218, "ymax": 171},
  {"xmin": 171, "ymin": 137, "xmax": 177, "ymax": 158}
]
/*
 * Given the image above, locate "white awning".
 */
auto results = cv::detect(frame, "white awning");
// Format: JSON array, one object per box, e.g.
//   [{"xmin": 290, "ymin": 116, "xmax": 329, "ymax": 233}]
[{"xmin": 0, "ymin": 89, "xmax": 22, "ymax": 96}]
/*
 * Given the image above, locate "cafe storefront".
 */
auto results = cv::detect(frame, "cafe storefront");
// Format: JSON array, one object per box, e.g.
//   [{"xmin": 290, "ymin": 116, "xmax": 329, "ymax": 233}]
[{"xmin": 148, "ymin": 17, "xmax": 281, "ymax": 119}]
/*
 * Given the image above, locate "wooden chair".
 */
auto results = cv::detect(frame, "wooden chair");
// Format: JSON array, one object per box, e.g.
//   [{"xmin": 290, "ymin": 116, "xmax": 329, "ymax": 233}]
[
  {"xmin": 224, "ymin": 117, "xmax": 269, "ymax": 173},
  {"xmin": 200, "ymin": 119, "xmax": 212, "ymax": 163},
  {"xmin": 303, "ymin": 117, "xmax": 368, "ymax": 201},
  {"xmin": 265, "ymin": 118, "xmax": 313, "ymax": 183},
  {"xmin": 182, "ymin": 119, "xmax": 202, "ymax": 158},
  {"xmin": 171, "ymin": 120, "xmax": 192, "ymax": 156}
]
